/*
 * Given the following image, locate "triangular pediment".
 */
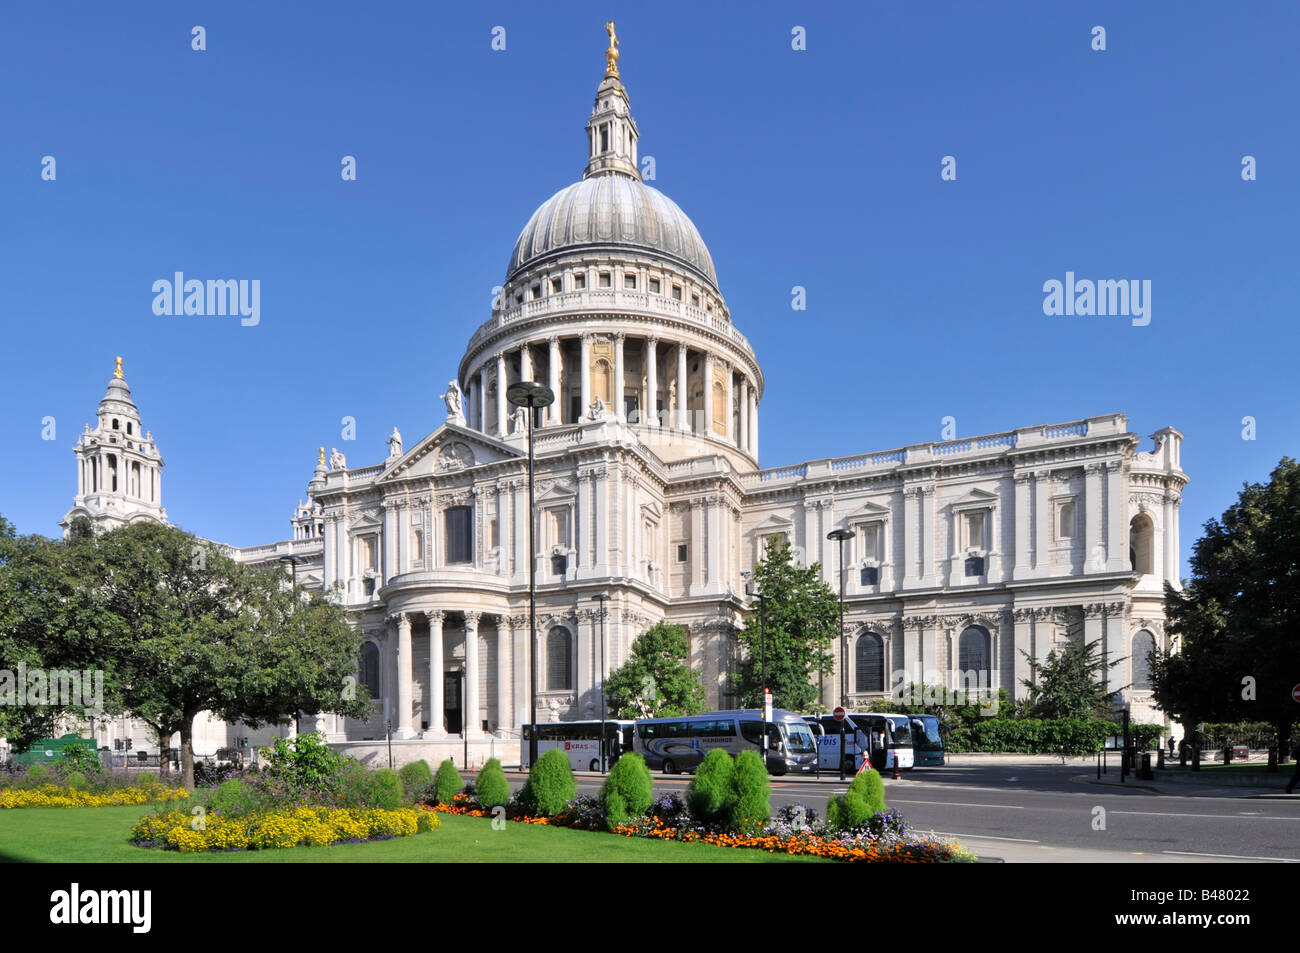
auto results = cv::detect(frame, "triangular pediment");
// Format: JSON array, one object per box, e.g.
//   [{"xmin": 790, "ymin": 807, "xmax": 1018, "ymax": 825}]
[
  {"xmin": 377, "ymin": 423, "xmax": 521, "ymax": 483},
  {"xmin": 750, "ymin": 512, "xmax": 795, "ymax": 533},
  {"xmin": 848, "ymin": 499, "xmax": 892, "ymax": 518},
  {"xmin": 949, "ymin": 487, "xmax": 999, "ymax": 508}
]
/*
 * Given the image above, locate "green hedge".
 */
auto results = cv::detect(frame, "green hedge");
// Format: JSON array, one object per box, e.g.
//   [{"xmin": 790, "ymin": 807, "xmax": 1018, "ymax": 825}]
[{"xmin": 945, "ymin": 718, "xmax": 1165, "ymax": 754}]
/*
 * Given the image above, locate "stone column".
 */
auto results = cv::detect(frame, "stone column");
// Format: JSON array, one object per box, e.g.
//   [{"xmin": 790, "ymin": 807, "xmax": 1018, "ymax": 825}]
[
  {"xmin": 1103, "ymin": 602, "xmax": 1125, "ymax": 696},
  {"xmin": 676, "ymin": 343, "xmax": 688, "ymax": 431},
  {"xmin": 1105, "ymin": 460, "xmax": 1126, "ymax": 571},
  {"xmin": 723, "ymin": 363, "xmax": 734, "ymax": 443},
  {"xmin": 477, "ymin": 366, "xmax": 488, "ymax": 432},
  {"xmin": 613, "ymin": 332, "xmax": 625, "ymax": 420},
  {"xmin": 702, "ymin": 353, "xmax": 714, "ymax": 437},
  {"xmin": 520, "ymin": 341, "xmax": 532, "ymax": 383},
  {"xmin": 751, "ymin": 396, "xmax": 759, "ymax": 458},
  {"xmin": 496, "ymin": 616, "xmax": 513, "ymax": 733},
  {"xmin": 1013, "ymin": 472, "xmax": 1032, "ymax": 579},
  {"xmin": 1012, "ymin": 610, "xmax": 1033, "ymax": 699},
  {"xmin": 580, "ymin": 334, "xmax": 592, "ymax": 416},
  {"xmin": 645, "ymin": 336, "xmax": 659, "ymax": 427},
  {"xmin": 512, "ymin": 479, "xmax": 528, "ymax": 583},
  {"xmin": 1084, "ymin": 462, "xmax": 1104, "ymax": 573},
  {"xmin": 902, "ymin": 487, "xmax": 919, "ymax": 585},
  {"xmin": 548, "ymin": 336, "xmax": 561, "ymax": 426},
  {"xmin": 426, "ymin": 610, "xmax": 445, "ymax": 737},
  {"xmin": 397, "ymin": 501, "xmax": 410, "ymax": 575},
  {"xmin": 1083, "ymin": 604, "xmax": 1104, "ymax": 687},
  {"xmin": 495, "ymin": 353, "xmax": 508, "ymax": 439},
  {"xmin": 921, "ymin": 486, "xmax": 936, "ymax": 585},
  {"xmin": 464, "ymin": 611, "xmax": 481, "ymax": 736},
  {"xmin": 395, "ymin": 613, "xmax": 414, "ymax": 738},
  {"xmin": 1033, "ymin": 470, "xmax": 1050, "ymax": 575},
  {"xmin": 738, "ymin": 379, "xmax": 749, "ymax": 451}
]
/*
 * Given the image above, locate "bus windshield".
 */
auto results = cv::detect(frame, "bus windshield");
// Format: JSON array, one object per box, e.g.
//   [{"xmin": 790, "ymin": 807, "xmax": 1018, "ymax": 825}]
[
  {"xmin": 886, "ymin": 718, "xmax": 912, "ymax": 746},
  {"xmin": 912, "ymin": 717, "xmax": 942, "ymax": 749},
  {"xmin": 782, "ymin": 722, "xmax": 818, "ymax": 754}
]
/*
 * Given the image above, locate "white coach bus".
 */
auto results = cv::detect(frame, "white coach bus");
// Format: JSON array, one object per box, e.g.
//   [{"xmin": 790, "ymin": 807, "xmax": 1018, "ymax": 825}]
[
  {"xmin": 634, "ymin": 709, "xmax": 820, "ymax": 776},
  {"xmin": 520, "ymin": 720, "xmax": 635, "ymax": 771}
]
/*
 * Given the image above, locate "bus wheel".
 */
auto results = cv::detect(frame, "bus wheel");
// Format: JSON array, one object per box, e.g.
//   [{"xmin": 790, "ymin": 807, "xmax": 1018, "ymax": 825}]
[
  {"xmin": 663, "ymin": 759, "xmax": 677, "ymax": 775},
  {"xmin": 589, "ymin": 759, "xmax": 599, "ymax": 772}
]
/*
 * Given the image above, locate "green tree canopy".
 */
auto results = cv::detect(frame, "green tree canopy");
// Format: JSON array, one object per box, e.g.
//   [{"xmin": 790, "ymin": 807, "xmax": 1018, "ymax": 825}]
[
  {"xmin": 732, "ymin": 538, "xmax": 837, "ymax": 712},
  {"xmin": 1153, "ymin": 457, "xmax": 1300, "ymax": 755},
  {"xmin": 604, "ymin": 621, "xmax": 705, "ymax": 719},
  {"xmin": 1019, "ymin": 639, "xmax": 1123, "ymax": 721},
  {"xmin": 4, "ymin": 520, "xmax": 370, "ymax": 787}
]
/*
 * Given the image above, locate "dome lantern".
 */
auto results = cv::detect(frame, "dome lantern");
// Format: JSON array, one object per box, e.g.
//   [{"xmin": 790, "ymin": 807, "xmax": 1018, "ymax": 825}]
[{"xmin": 584, "ymin": 22, "xmax": 640, "ymax": 182}]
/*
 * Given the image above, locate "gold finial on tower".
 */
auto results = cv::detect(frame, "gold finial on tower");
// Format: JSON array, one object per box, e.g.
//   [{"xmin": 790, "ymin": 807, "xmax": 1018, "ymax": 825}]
[
  {"xmin": 113, "ymin": 356, "xmax": 124, "ymax": 379},
  {"xmin": 604, "ymin": 20, "xmax": 619, "ymax": 79},
  {"xmin": 318, "ymin": 446, "xmax": 326, "ymax": 465}
]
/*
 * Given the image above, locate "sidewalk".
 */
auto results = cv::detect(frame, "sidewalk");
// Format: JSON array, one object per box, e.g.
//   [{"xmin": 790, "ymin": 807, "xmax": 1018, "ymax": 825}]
[
  {"xmin": 1079, "ymin": 768, "xmax": 1298, "ymax": 798},
  {"xmin": 962, "ymin": 838, "xmax": 1243, "ymax": 863}
]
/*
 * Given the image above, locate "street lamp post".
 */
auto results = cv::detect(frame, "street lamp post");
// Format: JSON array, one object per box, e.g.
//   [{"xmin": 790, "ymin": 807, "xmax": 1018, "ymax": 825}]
[
  {"xmin": 279, "ymin": 554, "xmax": 303, "ymax": 737},
  {"xmin": 592, "ymin": 593, "xmax": 610, "ymax": 773},
  {"xmin": 507, "ymin": 381, "xmax": 554, "ymax": 770},
  {"xmin": 827, "ymin": 529, "xmax": 853, "ymax": 709}
]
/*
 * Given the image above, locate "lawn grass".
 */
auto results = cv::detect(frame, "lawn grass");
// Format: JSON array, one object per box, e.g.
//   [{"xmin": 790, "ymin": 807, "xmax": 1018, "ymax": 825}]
[{"xmin": 0, "ymin": 806, "xmax": 829, "ymax": 863}]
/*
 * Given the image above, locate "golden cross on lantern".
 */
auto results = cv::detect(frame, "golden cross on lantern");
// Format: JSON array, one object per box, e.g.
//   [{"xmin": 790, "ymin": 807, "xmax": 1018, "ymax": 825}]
[
  {"xmin": 114, "ymin": 356, "xmax": 123, "ymax": 379},
  {"xmin": 604, "ymin": 21, "xmax": 619, "ymax": 79}
]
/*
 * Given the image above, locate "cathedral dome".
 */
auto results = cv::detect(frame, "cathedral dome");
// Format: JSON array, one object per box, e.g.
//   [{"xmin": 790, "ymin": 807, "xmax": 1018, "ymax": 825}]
[{"xmin": 506, "ymin": 175, "xmax": 718, "ymax": 291}]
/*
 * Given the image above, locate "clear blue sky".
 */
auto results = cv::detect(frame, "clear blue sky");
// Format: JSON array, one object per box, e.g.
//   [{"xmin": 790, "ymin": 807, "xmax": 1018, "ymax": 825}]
[{"xmin": 2, "ymin": 2, "xmax": 1297, "ymax": 582}]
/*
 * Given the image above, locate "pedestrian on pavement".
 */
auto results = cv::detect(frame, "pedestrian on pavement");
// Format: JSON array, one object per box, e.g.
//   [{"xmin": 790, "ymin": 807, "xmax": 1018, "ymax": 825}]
[
  {"xmin": 1168, "ymin": 736, "xmax": 1175, "ymax": 756},
  {"xmin": 1286, "ymin": 742, "xmax": 1300, "ymax": 794}
]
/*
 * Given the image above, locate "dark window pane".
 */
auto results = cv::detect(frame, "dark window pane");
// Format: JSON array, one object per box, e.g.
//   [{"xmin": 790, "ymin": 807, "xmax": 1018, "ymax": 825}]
[
  {"xmin": 446, "ymin": 506, "xmax": 473, "ymax": 564},
  {"xmin": 855, "ymin": 633, "xmax": 884, "ymax": 693}
]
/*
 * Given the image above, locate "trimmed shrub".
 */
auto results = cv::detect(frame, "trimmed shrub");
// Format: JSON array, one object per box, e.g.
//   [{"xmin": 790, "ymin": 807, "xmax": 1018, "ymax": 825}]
[
  {"xmin": 727, "ymin": 750, "xmax": 770, "ymax": 833},
  {"xmin": 433, "ymin": 759, "xmax": 463, "ymax": 806},
  {"xmin": 399, "ymin": 760, "xmax": 434, "ymax": 796},
  {"xmin": 475, "ymin": 758, "xmax": 511, "ymax": 810},
  {"xmin": 209, "ymin": 779, "xmax": 260, "ymax": 817},
  {"xmin": 686, "ymin": 749, "xmax": 734, "ymax": 825},
  {"xmin": 600, "ymin": 753, "xmax": 653, "ymax": 830},
  {"xmin": 826, "ymin": 768, "xmax": 887, "ymax": 832},
  {"xmin": 520, "ymin": 748, "xmax": 576, "ymax": 817},
  {"xmin": 372, "ymin": 768, "xmax": 406, "ymax": 810}
]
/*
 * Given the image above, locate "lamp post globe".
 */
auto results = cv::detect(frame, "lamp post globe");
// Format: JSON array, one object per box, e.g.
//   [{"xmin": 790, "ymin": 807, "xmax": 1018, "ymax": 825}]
[{"xmin": 507, "ymin": 381, "xmax": 554, "ymax": 769}]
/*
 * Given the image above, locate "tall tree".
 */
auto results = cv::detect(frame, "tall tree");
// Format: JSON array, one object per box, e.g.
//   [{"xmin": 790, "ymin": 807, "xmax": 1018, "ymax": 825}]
[
  {"xmin": 61, "ymin": 522, "xmax": 370, "ymax": 788},
  {"xmin": 732, "ymin": 538, "xmax": 838, "ymax": 712},
  {"xmin": 1019, "ymin": 638, "xmax": 1123, "ymax": 720},
  {"xmin": 603, "ymin": 622, "xmax": 706, "ymax": 719},
  {"xmin": 1153, "ymin": 457, "xmax": 1300, "ymax": 757}
]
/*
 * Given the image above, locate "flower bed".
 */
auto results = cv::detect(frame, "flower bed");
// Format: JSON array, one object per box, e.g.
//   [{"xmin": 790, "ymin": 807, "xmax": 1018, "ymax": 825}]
[
  {"xmin": 427, "ymin": 793, "xmax": 967, "ymax": 863},
  {"xmin": 131, "ymin": 805, "xmax": 438, "ymax": 852},
  {"xmin": 0, "ymin": 784, "xmax": 190, "ymax": 809}
]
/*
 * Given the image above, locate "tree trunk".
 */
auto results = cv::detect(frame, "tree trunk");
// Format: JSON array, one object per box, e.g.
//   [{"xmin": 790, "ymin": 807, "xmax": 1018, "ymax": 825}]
[{"xmin": 179, "ymin": 717, "xmax": 196, "ymax": 790}]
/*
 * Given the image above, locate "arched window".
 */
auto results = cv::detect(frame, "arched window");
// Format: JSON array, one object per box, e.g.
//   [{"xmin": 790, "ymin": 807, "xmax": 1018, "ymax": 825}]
[
  {"xmin": 958, "ymin": 626, "xmax": 990, "ymax": 682},
  {"xmin": 1129, "ymin": 515, "xmax": 1154, "ymax": 574},
  {"xmin": 855, "ymin": 632, "xmax": 885, "ymax": 693},
  {"xmin": 1131, "ymin": 630, "xmax": 1155, "ymax": 690},
  {"xmin": 546, "ymin": 626, "xmax": 572, "ymax": 691},
  {"xmin": 360, "ymin": 642, "xmax": 380, "ymax": 698}
]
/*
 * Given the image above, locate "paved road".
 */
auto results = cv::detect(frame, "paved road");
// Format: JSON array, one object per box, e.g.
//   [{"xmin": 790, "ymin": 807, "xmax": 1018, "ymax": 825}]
[{"xmin": 505, "ymin": 761, "xmax": 1300, "ymax": 862}]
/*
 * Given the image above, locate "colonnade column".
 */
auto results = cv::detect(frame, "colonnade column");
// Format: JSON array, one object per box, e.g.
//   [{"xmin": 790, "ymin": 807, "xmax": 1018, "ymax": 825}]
[
  {"xmin": 496, "ymin": 616, "xmax": 513, "ymax": 733},
  {"xmin": 464, "ymin": 611, "xmax": 481, "ymax": 737},
  {"xmin": 702, "ymin": 354, "xmax": 714, "ymax": 437},
  {"xmin": 580, "ymin": 334, "xmax": 592, "ymax": 416},
  {"xmin": 613, "ymin": 332, "xmax": 626, "ymax": 421},
  {"xmin": 520, "ymin": 342, "xmax": 533, "ymax": 386},
  {"xmin": 645, "ymin": 337, "xmax": 659, "ymax": 427},
  {"xmin": 426, "ymin": 610, "xmax": 445, "ymax": 737},
  {"xmin": 478, "ymin": 366, "xmax": 488, "ymax": 432},
  {"xmin": 676, "ymin": 344, "xmax": 688, "ymax": 431},
  {"xmin": 495, "ymin": 352, "xmax": 507, "ymax": 439},
  {"xmin": 723, "ymin": 363, "xmax": 734, "ymax": 443},
  {"xmin": 395, "ymin": 612, "xmax": 413, "ymax": 738},
  {"xmin": 738, "ymin": 379, "xmax": 749, "ymax": 451},
  {"xmin": 1105, "ymin": 460, "xmax": 1127, "ymax": 571},
  {"xmin": 548, "ymin": 337, "xmax": 562, "ymax": 426},
  {"xmin": 750, "ymin": 395, "xmax": 759, "ymax": 457}
]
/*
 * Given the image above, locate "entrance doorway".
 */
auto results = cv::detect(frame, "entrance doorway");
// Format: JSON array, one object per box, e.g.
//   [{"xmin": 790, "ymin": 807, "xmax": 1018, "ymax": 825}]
[{"xmin": 444, "ymin": 670, "xmax": 462, "ymax": 735}]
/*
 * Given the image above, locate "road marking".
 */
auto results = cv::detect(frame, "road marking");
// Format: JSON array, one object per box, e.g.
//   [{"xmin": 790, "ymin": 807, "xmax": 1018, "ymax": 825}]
[
  {"xmin": 1163, "ymin": 850, "xmax": 1300, "ymax": 863},
  {"xmin": 1113, "ymin": 810, "xmax": 1300, "ymax": 820},
  {"xmin": 1006, "ymin": 776, "xmax": 1019, "ymax": 782},
  {"xmin": 929, "ymin": 831, "xmax": 1040, "ymax": 843},
  {"xmin": 891, "ymin": 799, "xmax": 1024, "ymax": 809}
]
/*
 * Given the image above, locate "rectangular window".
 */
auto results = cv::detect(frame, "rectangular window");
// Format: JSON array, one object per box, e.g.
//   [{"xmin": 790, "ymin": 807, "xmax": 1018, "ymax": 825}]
[
  {"xmin": 489, "ymin": 518, "xmax": 499, "ymax": 549},
  {"xmin": 445, "ymin": 506, "xmax": 473, "ymax": 564},
  {"xmin": 676, "ymin": 543, "xmax": 688, "ymax": 562},
  {"xmin": 623, "ymin": 274, "xmax": 637, "ymax": 290},
  {"xmin": 965, "ymin": 512, "xmax": 985, "ymax": 550},
  {"xmin": 573, "ymin": 273, "xmax": 586, "ymax": 290},
  {"xmin": 964, "ymin": 556, "xmax": 985, "ymax": 577},
  {"xmin": 672, "ymin": 284, "xmax": 682, "ymax": 301},
  {"xmin": 860, "ymin": 523, "xmax": 880, "ymax": 561},
  {"xmin": 599, "ymin": 272, "xmax": 612, "ymax": 289},
  {"xmin": 649, "ymin": 278, "xmax": 661, "ymax": 294},
  {"xmin": 860, "ymin": 566, "xmax": 879, "ymax": 586},
  {"xmin": 691, "ymin": 294, "xmax": 700, "ymax": 306},
  {"xmin": 550, "ymin": 278, "xmax": 562, "ymax": 294},
  {"xmin": 1058, "ymin": 500, "xmax": 1075, "ymax": 539}
]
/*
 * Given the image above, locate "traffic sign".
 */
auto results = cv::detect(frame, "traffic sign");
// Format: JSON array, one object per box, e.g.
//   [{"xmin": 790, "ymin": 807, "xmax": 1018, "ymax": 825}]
[
  {"xmin": 832, "ymin": 706, "xmax": 846, "ymax": 722},
  {"xmin": 1292, "ymin": 684, "xmax": 1300, "ymax": 703}
]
